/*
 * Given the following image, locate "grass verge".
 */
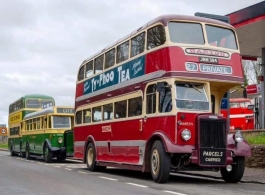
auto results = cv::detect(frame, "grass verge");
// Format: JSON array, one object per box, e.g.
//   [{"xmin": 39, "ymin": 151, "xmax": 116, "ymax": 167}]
[
  {"xmin": 0, "ymin": 142, "xmax": 8, "ymax": 149},
  {"xmin": 244, "ymin": 132, "xmax": 265, "ymax": 145}
]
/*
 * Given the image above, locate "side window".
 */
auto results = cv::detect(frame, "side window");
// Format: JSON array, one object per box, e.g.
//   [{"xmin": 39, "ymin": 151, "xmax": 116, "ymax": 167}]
[
  {"xmin": 76, "ymin": 111, "xmax": 82, "ymax": 124},
  {"xmin": 83, "ymin": 109, "xmax": 91, "ymax": 123},
  {"xmin": 94, "ymin": 55, "xmax": 104, "ymax": 74},
  {"xmin": 103, "ymin": 103, "xmax": 113, "ymax": 121},
  {"xmin": 48, "ymin": 116, "xmax": 52, "ymax": 128},
  {"xmin": 211, "ymin": 95, "xmax": 215, "ymax": 114},
  {"xmin": 147, "ymin": 25, "xmax": 166, "ymax": 50},
  {"xmin": 146, "ymin": 84, "xmax": 157, "ymax": 114},
  {"xmin": 36, "ymin": 118, "xmax": 40, "ymax": 129},
  {"xmin": 130, "ymin": 32, "xmax": 145, "ymax": 57},
  {"xmin": 78, "ymin": 65, "xmax": 85, "ymax": 81},
  {"xmin": 159, "ymin": 82, "xmax": 172, "ymax": 113},
  {"xmin": 114, "ymin": 100, "xmax": 127, "ymax": 119},
  {"xmin": 85, "ymin": 61, "xmax": 93, "ymax": 78},
  {"xmin": 128, "ymin": 97, "xmax": 142, "ymax": 117},
  {"xmin": 92, "ymin": 106, "xmax": 102, "ymax": 122},
  {"xmin": 105, "ymin": 49, "xmax": 115, "ymax": 69},
  {"xmin": 116, "ymin": 41, "xmax": 129, "ymax": 64}
]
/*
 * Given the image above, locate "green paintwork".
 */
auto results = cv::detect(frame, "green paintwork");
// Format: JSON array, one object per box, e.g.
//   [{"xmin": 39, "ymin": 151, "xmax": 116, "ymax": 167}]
[{"xmin": 21, "ymin": 130, "xmax": 73, "ymax": 158}]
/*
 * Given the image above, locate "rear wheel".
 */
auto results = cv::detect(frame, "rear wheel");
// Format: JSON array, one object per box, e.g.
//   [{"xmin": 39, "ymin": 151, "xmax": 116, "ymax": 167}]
[
  {"xmin": 10, "ymin": 145, "xmax": 16, "ymax": 156},
  {"xmin": 25, "ymin": 144, "xmax": 31, "ymax": 160},
  {"xmin": 44, "ymin": 144, "xmax": 53, "ymax": 163},
  {"xmin": 221, "ymin": 157, "xmax": 245, "ymax": 183},
  {"xmin": 150, "ymin": 140, "xmax": 171, "ymax": 183},
  {"xmin": 86, "ymin": 143, "xmax": 106, "ymax": 171}
]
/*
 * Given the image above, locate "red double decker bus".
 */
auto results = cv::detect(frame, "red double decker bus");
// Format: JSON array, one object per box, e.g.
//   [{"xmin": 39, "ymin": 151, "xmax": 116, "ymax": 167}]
[
  {"xmin": 74, "ymin": 14, "xmax": 251, "ymax": 183},
  {"xmin": 221, "ymin": 98, "xmax": 254, "ymax": 131}
]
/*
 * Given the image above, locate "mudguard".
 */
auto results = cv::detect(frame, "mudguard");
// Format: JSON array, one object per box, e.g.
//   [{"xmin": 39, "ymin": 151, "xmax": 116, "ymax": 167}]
[{"xmin": 227, "ymin": 134, "xmax": 252, "ymax": 157}]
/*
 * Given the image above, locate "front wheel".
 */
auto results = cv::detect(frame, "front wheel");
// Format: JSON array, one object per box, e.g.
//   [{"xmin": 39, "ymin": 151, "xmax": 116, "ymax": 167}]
[
  {"xmin": 44, "ymin": 144, "xmax": 53, "ymax": 163},
  {"xmin": 150, "ymin": 140, "xmax": 171, "ymax": 183},
  {"xmin": 220, "ymin": 157, "xmax": 245, "ymax": 183},
  {"xmin": 86, "ymin": 143, "xmax": 106, "ymax": 172},
  {"xmin": 25, "ymin": 144, "xmax": 31, "ymax": 160}
]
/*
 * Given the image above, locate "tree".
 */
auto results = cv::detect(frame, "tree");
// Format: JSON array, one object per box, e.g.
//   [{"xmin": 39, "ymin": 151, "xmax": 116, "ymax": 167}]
[{"xmin": 242, "ymin": 58, "xmax": 262, "ymax": 85}]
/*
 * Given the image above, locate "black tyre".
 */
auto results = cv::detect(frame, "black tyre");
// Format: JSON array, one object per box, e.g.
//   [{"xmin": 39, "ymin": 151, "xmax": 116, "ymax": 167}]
[
  {"xmin": 44, "ymin": 144, "xmax": 53, "ymax": 163},
  {"xmin": 150, "ymin": 140, "xmax": 171, "ymax": 183},
  {"xmin": 221, "ymin": 157, "xmax": 245, "ymax": 183},
  {"xmin": 86, "ymin": 143, "xmax": 106, "ymax": 171},
  {"xmin": 20, "ymin": 143, "xmax": 26, "ymax": 158},
  {"xmin": 10, "ymin": 145, "xmax": 16, "ymax": 156},
  {"xmin": 25, "ymin": 144, "xmax": 31, "ymax": 160}
]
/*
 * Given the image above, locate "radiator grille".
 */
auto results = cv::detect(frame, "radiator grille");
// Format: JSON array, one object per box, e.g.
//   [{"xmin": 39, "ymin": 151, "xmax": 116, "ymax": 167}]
[{"xmin": 200, "ymin": 118, "xmax": 226, "ymax": 148}]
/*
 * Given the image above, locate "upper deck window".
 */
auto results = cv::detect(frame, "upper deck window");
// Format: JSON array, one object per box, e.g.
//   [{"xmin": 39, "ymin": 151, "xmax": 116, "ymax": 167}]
[
  {"xmin": 78, "ymin": 65, "xmax": 85, "ymax": 81},
  {"xmin": 147, "ymin": 25, "xmax": 166, "ymax": 49},
  {"xmin": 206, "ymin": 25, "xmax": 238, "ymax": 50},
  {"xmin": 116, "ymin": 41, "xmax": 129, "ymax": 64},
  {"xmin": 105, "ymin": 49, "xmax": 115, "ymax": 69},
  {"xmin": 94, "ymin": 55, "xmax": 104, "ymax": 74},
  {"xmin": 26, "ymin": 99, "xmax": 54, "ymax": 108},
  {"xmin": 168, "ymin": 22, "xmax": 204, "ymax": 45},
  {"xmin": 85, "ymin": 61, "xmax": 93, "ymax": 78},
  {"xmin": 131, "ymin": 32, "xmax": 145, "ymax": 57},
  {"xmin": 176, "ymin": 82, "xmax": 209, "ymax": 111}
]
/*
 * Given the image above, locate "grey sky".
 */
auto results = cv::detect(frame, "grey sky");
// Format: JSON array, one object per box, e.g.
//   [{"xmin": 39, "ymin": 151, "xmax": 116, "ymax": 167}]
[{"xmin": 0, "ymin": 0, "xmax": 263, "ymax": 125}]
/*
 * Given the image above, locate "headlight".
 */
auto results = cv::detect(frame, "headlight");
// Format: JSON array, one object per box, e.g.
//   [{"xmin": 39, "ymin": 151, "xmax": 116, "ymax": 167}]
[
  {"xmin": 181, "ymin": 129, "xmax": 191, "ymax": 141},
  {"xmin": 58, "ymin": 137, "xmax": 63, "ymax": 144},
  {"xmin": 234, "ymin": 131, "xmax": 243, "ymax": 143}
]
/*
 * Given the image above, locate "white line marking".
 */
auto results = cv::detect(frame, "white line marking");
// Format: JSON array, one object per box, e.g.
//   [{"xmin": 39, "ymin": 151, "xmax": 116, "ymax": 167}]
[
  {"xmin": 126, "ymin": 183, "xmax": 148, "ymax": 188},
  {"xmin": 30, "ymin": 161, "xmax": 35, "ymax": 162},
  {"xmin": 37, "ymin": 162, "xmax": 44, "ymax": 165},
  {"xmin": 16, "ymin": 158, "xmax": 21, "ymax": 160},
  {"xmin": 163, "ymin": 190, "xmax": 187, "ymax": 195},
  {"xmin": 54, "ymin": 166, "xmax": 61, "ymax": 168},
  {"xmin": 66, "ymin": 159, "xmax": 83, "ymax": 163},
  {"xmin": 99, "ymin": 176, "xmax": 117, "ymax": 181},
  {"xmin": 7, "ymin": 157, "xmax": 11, "ymax": 158},
  {"xmin": 78, "ymin": 171, "xmax": 88, "ymax": 174},
  {"xmin": 65, "ymin": 168, "xmax": 72, "ymax": 171}
]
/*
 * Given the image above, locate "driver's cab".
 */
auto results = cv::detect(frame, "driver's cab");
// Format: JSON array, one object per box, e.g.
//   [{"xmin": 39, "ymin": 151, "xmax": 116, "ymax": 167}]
[{"xmin": 175, "ymin": 81, "xmax": 210, "ymax": 111}]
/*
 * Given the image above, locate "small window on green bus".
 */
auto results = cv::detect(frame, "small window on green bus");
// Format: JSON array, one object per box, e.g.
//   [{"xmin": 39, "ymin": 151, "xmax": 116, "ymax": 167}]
[
  {"xmin": 131, "ymin": 32, "xmax": 145, "ymax": 57},
  {"xmin": 147, "ymin": 25, "xmax": 166, "ymax": 50},
  {"xmin": 78, "ymin": 65, "xmax": 85, "ymax": 81},
  {"xmin": 94, "ymin": 55, "xmax": 104, "ymax": 74},
  {"xmin": 85, "ymin": 61, "xmax": 93, "ymax": 78},
  {"xmin": 105, "ymin": 49, "xmax": 115, "ymax": 69}
]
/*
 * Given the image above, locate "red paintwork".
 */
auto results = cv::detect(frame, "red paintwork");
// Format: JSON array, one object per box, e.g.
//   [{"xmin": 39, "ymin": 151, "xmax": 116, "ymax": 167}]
[
  {"xmin": 74, "ymin": 45, "xmax": 250, "ymax": 170},
  {"xmin": 221, "ymin": 98, "xmax": 254, "ymax": 131}
]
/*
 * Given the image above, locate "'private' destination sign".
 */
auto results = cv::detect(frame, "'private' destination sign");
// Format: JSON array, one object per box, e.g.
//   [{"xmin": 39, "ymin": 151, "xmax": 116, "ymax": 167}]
[{"xmin": 199, "ymin": 64, "xmax": 232, "ymax": 74}]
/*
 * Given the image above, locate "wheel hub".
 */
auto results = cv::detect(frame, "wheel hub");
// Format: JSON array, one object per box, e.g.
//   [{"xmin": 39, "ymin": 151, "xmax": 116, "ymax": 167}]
[
  {"xmin": 87, "ymin": 148, "xmax": 93, "ymax": 166},
  {"xmin": 151, "ymin": 149, "xmax": 159, "ymax": 175}
]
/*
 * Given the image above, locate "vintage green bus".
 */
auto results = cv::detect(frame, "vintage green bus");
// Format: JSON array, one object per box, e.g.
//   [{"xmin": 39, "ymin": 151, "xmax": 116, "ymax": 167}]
[
  {"xmin": 8, "ymin": 94, "xmax": 55, "ymax": 156},
  {"xmin": 21, "ymin": 106, "xmax": 74, "ymax": 163}
]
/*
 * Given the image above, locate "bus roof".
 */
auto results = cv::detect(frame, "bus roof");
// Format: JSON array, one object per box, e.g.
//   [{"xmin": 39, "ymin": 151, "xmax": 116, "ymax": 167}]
[
  {"xmin": 83, "ymin": 14, "xmax": 234, "ymax": 64},
  {"xmin": 23, "ymin": 106, "xmax": 74, "ymax": 120},
  {"xmin": 10, "ymin": 94, "xmax": 54, "ymax": 105}
]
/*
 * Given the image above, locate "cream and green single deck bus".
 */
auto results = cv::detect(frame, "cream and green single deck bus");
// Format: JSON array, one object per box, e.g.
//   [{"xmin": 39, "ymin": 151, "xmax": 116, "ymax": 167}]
[{"xmin": 21, "ymin": 106, "xmax": 74, "ymax": 163}]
